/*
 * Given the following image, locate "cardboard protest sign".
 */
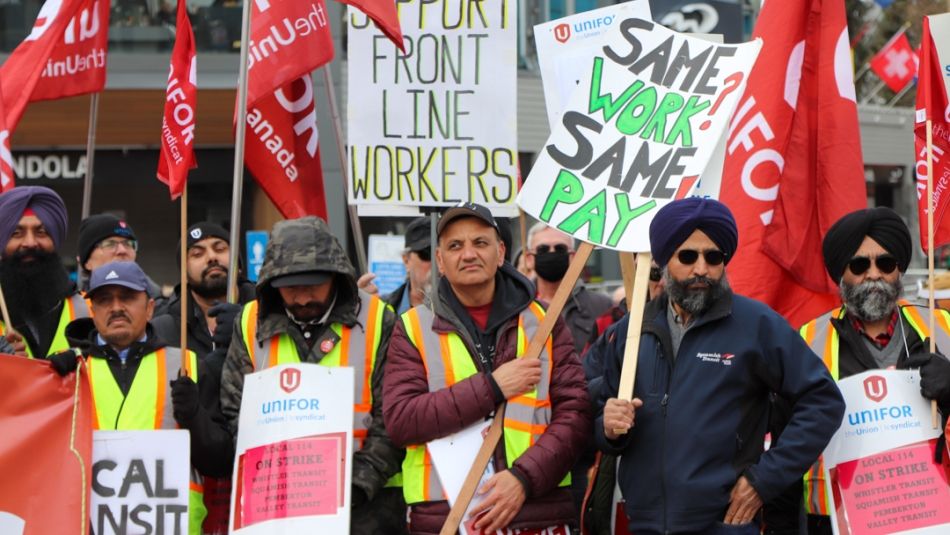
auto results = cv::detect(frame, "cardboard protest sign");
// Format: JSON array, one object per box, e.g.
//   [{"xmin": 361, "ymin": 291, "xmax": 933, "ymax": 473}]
[
  {"xmin": 820, "ymin": 370, "xmax": 950, "ymax": 534},
  {"xmin": 535, "ymin": 0, "xmax": 653, "ymax": 130},
  {"xmin": 91, "ymin": 430, "xmax": 191, "ymax": 535},
  {"xmin": 347, "ymin": 0, "xmax": 519, "ymax": 215},
  {"xmin": 230, "ymin": 364, "xmax": 354, "ymax": 533},
  {"xmin": 518, "ymin": 19, "xmax": 761, "ymax": 252}
]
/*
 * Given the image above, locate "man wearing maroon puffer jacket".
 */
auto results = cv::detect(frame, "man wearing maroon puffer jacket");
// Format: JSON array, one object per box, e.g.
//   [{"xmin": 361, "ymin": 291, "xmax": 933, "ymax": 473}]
[{"xmin": 383, "ymin": 202, "xmax": 591, "ymax": 535}]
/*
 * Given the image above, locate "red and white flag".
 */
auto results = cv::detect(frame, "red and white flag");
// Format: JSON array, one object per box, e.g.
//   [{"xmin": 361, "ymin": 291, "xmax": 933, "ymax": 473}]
[
  {"xmin": 0, "ymin": 0, "xmax": 87, "ymax": 131},
  {"xmin": 245, "ymin": 76, "xmax": 328, "ymax": 219},
  {"xmin": 157, "ymin": 0, "xmax": 198, "ymax": 200},
  {"xmin": 334, "ymin": 0, "xmax": 404, "ymax": 51},
  {"xmin": 30, "ymin": 0, "xmax": 109, "ymax": 102},
  {"xmin": 870, "ymin": 30, "xmax": 918, "ymax": 93},
  {"xmin": 914, "ymin": 15, "xmax": 950, "ymax": 253},
  {"xmin": 719, "ymin": 0, "xmax": 866, "ymax": 328},
  {"xmin": 0, "ymin": 85, "xmax": 13, "ymax": 193},
  {"xmin": 245, "ymin": 0, "xmax": 334, "ymax": 108}
]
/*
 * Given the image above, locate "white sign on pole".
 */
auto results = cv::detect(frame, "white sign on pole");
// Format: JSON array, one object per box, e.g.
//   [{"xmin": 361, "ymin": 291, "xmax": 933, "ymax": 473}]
[
  {"xmin": 230, "ymin": 364, "xmax": 354, "ymax": 534},
  {"xmin": 91, "ymin": 430, "xmax": 191, "ymax": 535},
  {"xmin": 346, "ymin": 0, "xmax": 519, "ymax": 215},
  {"xmin": 518, "ymin": 19, "xmax": 761, "ymax": 252}
]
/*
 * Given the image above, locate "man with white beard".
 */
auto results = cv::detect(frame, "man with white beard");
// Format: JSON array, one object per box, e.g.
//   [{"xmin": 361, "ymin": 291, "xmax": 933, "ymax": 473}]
[{"xmin": 796, "ymin": 206, "xmax": 950, "ymax": 533}]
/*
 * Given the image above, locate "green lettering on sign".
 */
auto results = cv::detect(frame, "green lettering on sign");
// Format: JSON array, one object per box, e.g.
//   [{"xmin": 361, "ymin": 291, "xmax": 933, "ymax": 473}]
[
  {"xmin": 607, "ymin": 195, "xmax": 656, "ymax": 247},
  {"xmin": 560, "ymin": 190, "xmax": 607, "ymax": 244},
  {"xmin": 540, "ymin": 169, "xmax": 585, "ymax": 221}
]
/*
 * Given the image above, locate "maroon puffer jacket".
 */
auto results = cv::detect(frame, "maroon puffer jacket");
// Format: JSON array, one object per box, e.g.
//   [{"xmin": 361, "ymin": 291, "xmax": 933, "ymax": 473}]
[{"xmin": 383, "ymin": 276, "xmax": 591, "ymax": 534}]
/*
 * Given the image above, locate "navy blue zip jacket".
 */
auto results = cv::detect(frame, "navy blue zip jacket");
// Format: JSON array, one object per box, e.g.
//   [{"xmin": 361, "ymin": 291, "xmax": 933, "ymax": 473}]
[{"xmin": 592, "ymin": 291, "xmax": 844, "ymax": 533}]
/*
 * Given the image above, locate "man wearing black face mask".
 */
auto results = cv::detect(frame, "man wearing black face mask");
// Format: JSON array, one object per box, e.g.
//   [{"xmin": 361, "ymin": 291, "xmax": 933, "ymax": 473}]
[{"xmin": 527, "ymin": 222, "xmax": 611, "ymax": 355}]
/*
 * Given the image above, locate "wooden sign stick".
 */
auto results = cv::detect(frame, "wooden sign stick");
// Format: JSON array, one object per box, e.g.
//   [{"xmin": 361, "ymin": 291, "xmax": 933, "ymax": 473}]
[
  {"xmin": 618, "ymin": 252, "xmax": 636, "ymax": 305},
  {"xmin": 614, "ymin": 251, "xmax": 653, "ymax": 435},
  {"xmin": 440, "ymin": 241, "xmax": 595, "ymax": 535}
]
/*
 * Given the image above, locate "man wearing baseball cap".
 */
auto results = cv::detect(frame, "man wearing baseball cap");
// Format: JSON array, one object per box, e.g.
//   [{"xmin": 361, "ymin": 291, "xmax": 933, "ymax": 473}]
[
  {"xmin": 49, "ymin": 261, "xmax": 233, "ymax": 535},
  {"xmin": 76, "ymin": 213, "xmax": 164, "ymax": 304},
  {"xmin": 383, "ymin": 217, "xmax": 433, "ymax": 314}
]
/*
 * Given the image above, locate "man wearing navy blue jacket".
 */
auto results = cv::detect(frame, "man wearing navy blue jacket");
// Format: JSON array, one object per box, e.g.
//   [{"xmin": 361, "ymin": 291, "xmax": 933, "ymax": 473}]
[{"xmin": 592, "ymin": 198, "xmax": 845, "ymax": 535}]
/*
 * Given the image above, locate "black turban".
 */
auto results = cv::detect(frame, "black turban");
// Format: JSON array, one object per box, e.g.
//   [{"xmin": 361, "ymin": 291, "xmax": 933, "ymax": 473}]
[
  {"xmin": 649, "ymin": 198, "xmax": 738, "ymax": 267},
  {"xmin": 0, "ymin": 186, "xmax": 68, "ymax": 252},
  {"xmin": 822, "ymin": 207, "xmax": 911, "ymax": 283}
]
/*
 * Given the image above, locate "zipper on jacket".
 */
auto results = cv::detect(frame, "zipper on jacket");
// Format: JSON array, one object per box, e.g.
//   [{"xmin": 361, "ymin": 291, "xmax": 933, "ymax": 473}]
[{"xmin": 660, "ymin": 347, "xmax": 675, "ymax": 535}]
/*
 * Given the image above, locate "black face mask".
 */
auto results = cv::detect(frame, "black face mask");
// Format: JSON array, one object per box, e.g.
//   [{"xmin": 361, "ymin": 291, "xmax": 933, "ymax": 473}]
[{"xmin": 533, "ymin": 250, "xmax": 571, "ymax": 282}]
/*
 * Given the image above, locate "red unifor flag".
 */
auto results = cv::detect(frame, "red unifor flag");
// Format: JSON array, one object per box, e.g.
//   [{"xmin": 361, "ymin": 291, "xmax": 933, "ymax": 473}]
[
  {"xmin": 334, "ymin": 0, "xmax": 404, "ymax": 51},
  {"xmin": 914, "ymin": 15, "xmax": 950, "ymax": 253},
  {"xmin": 870, "ymin": 30, "xmax": 918, "ymax": 93},
  {"xmin": 157, "ymin": 0, "xmax": 198, "ymax": 200},
  {"xmin": 719, "ymin": 0, "xmax": 866, "ymax": 328},
  {"xmin": 0, "ymin": 0, "xmax": 87, "ymax": 131},
  {"xmin": 30, "ymin": 0, "xmax": 109, "ymax": 102}
]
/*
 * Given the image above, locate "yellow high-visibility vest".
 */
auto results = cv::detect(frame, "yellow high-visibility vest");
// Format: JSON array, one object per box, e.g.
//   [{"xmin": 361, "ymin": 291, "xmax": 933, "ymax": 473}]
[{"xmin": 0, "ymin": 294, "xmax": 89, "ymax": 357}]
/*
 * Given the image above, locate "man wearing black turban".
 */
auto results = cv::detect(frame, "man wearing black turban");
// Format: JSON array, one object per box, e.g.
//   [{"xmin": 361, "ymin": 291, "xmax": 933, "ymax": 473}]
[
  {"xmin": 590, "ymin": 198, "xmax": 844, "ymax": 534},
  {"xmin": 0, "ymin": 186, "xmax": 89, "ymax": 358},
  {"xmin": 794, "ymin": 207, "xmax": 950, "ymax": 534}
]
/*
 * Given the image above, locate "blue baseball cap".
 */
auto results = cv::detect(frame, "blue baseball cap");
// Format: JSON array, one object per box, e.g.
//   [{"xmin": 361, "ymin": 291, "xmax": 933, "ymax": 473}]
[{"xmin": 87, "ymin": 261, "xmax": 150, "ymax": 296}]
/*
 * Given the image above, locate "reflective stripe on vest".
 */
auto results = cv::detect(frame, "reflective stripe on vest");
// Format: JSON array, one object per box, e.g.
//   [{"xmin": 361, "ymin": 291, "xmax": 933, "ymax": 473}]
[
  {"xmin": 798, "ymin": 301, "xmax": 950, "ymax": 515},
  {"xmin": 0, "ymin": 294, "xmax": 90, "ymax": 358},
  {"xmin": 399, "ymin": 303, "xmax": 569, "ymax": 505},
  {"xmin": 239, "ymin": 293, "xmax": 387, "ymax": 451}
]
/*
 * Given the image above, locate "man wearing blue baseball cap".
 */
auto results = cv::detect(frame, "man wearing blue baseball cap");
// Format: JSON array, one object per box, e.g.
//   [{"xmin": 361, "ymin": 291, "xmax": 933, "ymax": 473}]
[{"xmin": 590, "ymin": 198, "xmax": 846, "ymax": 534}]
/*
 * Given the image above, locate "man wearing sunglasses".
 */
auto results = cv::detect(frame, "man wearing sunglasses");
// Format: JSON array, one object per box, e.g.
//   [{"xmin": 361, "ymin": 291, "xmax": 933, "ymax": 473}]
[
  {"xmin": 383, "ymin": 217, "xmax": 433, "ymax": 315},
  {"xmin": 792, "ymin": 207, "xmax": 950, "ymax": 534},
  {"xmin": 592, "ymin": 198, "xmax": 844, "ymax": 535},
  {"xmin": 77, "ymin": 214, "xmax": 165, "ymax": 307}
]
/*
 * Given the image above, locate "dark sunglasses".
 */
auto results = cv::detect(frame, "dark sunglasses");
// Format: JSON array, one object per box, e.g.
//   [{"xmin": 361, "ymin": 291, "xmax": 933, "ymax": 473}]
[
  {"xmin": 414, "ymin": 248, "xmax": 431, "ymax": 261},
  {"xmin": 847, "ymin": 255, "xmax": 898, "ymax": 275},
  {"xmin": 649, "ymin": 266, "xmax": 662, "ymax": 282},
  {"xmin": 676, "ymin": 249, "xmax": 726, "ymax": 266},
  {"xmin": 535, "ymin": 244, "xmax": 570, "ymax": 255}
]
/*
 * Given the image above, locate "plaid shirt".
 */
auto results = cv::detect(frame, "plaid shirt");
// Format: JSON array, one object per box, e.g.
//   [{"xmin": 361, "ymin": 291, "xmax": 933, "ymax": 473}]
[{"xmin": 849, "ymin": 310, "xmax": 899, "ymax": 349}]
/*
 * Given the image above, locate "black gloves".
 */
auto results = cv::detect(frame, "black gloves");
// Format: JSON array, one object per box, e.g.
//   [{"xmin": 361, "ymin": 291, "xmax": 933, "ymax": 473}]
[
  {"xmin": 209, "ymin": 302, "xmax": 242, "ymax": 348},
  {"xmin": 351, "ymin": 486, "xmax": 368, "ymax": 508},
  {"xmin": 904, "ymin": 352, "xmax": 950, "ymax": 402},
  {"xmin": 48, "ymin": 349, "xmax": 81, "ymax": 376},
  {"xmin": 170, "ymin": 375, "xmax": 200, "ymax": 423}
]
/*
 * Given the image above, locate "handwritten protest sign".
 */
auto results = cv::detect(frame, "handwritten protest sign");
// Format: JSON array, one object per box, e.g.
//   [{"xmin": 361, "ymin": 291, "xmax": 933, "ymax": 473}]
[
  {"xmin": 230, "ymin": 364, "xmax": 354, "ymax": 533},
  {"xmin": 518, "ymin": 19, "xmax": 761, "ymax": 252},
  {"xmin": 91, "ymin": 430, "xmax": 191, "ymax": 535},
  {"xmin": 347, "ymin": 0, "xmax": 518, "ymax": 214}
]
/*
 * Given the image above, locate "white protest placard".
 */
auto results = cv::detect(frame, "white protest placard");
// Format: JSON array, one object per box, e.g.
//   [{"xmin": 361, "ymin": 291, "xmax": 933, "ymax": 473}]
[
  {"xmin": 230, "ymin": 364, "xmax": 354, "ymax": 534},
  {"xmin": 428, "ymin": 420, "xmax": 493, "ymax": 535},
  {"xmin": 91, "ymin": 430, "xmax": 191, "ymax": 535},
  {"xmin": 518, "ymin": 19, "xmax": 761, "ymax": 252},
  {"xmin": 820, "ymin": 371, "xmax": 950, "ymax": 535},
  {"xmin": 535, "ymin": 0, "xmax": 653, "ymax": 130},
  {"xmin": 347, "ymin": 0, "xmax": 519, "ymax": 215}
]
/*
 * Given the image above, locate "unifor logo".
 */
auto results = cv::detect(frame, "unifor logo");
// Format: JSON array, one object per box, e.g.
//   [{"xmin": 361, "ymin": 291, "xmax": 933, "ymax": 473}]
[
  {"xmin": 864, "ymin": 375, "xmax": 887, "ymax": 403},
  {"xmin": 280, "ymin": 367, "xmax": 301, "ymax": 394},
  {"xmin": 554, "ymin": 23, "xmax": 571, "ymax": 43}
]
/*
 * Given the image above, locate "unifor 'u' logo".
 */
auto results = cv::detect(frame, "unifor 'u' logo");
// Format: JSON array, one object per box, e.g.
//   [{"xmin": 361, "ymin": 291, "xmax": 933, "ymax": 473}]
[
  {"xmin": 864, "ymin": 375, "xmax": 887, "ymax": 403},
  {"xmin": 280, "ymin": 368, "xmax": 301, "ymax": 394},
  {"xmin": 554, "ymin": 23, "xmax": 570, "ymax": 43}
]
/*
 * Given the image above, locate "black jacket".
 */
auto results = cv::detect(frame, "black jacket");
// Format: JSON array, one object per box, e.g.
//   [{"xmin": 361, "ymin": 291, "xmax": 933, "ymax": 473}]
[{"xmin": 152, "ymin": 281, "xmax": 256, "ymax": 360}]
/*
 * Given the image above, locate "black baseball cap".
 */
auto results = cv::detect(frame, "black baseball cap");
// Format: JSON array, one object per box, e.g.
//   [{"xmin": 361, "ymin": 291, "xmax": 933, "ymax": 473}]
[
  {"xmin": 437, "ymin": 202, "xmax": 499, "ymax": 237},
  {"xmin": 404, "ymin": 217, "xmax": 432, "ymax": 252}
]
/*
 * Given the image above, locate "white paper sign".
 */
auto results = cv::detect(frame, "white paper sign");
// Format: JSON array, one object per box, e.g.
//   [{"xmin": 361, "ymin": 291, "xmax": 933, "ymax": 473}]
[
  {"xmin": 91, "ymin": 430, "xmax": 191, "ymax": 535},
  {"xmin": 518, "ymin": 19, "xmax": 761, "ymax": 252},
  {"xmin": 347, "ymin": 0, "xmax": 519, "ymax": 214},
  {"xmin": 428, "ymin": 419, "xmax": 494, "ymax": 535},
  {"xmin": 230, "ymin": 364, "xmax": 354, "ymax": 534}
]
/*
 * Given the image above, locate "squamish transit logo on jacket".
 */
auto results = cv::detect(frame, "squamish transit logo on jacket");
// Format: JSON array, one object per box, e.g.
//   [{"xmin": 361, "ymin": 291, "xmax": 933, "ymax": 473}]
[{"xmin": 695, "ymin": 352, "xmax": 735, "ymax": 366}]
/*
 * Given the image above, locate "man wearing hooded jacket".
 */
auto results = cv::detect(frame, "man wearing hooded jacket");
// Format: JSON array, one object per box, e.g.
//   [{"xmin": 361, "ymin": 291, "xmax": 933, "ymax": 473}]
[{"xmin": 219, "ymin": 216, "xmax": 404, "ymax": 534}]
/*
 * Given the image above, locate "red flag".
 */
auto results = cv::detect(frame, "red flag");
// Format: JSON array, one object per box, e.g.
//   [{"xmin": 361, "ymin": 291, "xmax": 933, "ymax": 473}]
[
  {"xmin": 870, "ymin": 30, "xmax": 918, "ymax": 93},
  {"xmin": 335, "ymin": 0, "xmax": 404, "ymax": 51},
  {"xmin": 0, "ymin": 85, "xmax": 14, "ymax": 193},
  {"xmin": 720, "ymin": 0, "xmax": 866, "ymax": 328},
  {"xmin": 914, "ymin": 16, "xmax": 950, "ymax": 253},
  {"xmin": 157, "ymin": 0, "xmax": 198, "ymax": 200},
  {"xmin": 30, "ymin": 0, "xmax": 109, "ymax": 102},
  {"xmin": 246, "ymin": 0, "xmax": 335, "ymax": 108},
  {"xmin": 245, "ymin": 76, "xmax": 328, "ymax": 219},
  {"xmin": 0, "ymin": 356, "xmax": 93, "ymax": 535},
  {"xmin": 0, "ymin": 0, "xmax": 87, "ymax": 131}
]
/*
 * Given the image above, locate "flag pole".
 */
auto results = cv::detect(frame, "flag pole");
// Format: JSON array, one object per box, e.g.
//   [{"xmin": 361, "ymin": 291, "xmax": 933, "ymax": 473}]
[
  {"xmin": 321, "ymin": 66, "xmax": 368, "ymax": 274},
  {"xmin": 180, "ymin": 185, "xmax": 190, "ymax": 375},
  {"xmin": 0, "ymin": 281, "xmax": 12, "ymax": 332},
  {"xmin": 927, "ymin": 118, "xmax": 939, "ymax": 429},
  {"xmin": 80, "ymin": 93, "xmax": 100, "ymax": 219},
  {"xmin": 226, "ymin": 0, "xmax": 254, "ymax": 304}
]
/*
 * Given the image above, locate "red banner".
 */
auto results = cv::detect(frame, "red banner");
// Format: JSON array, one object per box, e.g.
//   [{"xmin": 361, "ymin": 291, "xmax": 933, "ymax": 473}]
[
  {"xmin": 870, "ymin": 31, "xmax": 917, "ymax": 94},
  {"xmin": 30, "ymin": 0, "xmax": 109, "ymax": 102},
  {"xmin": 157, "ymin": 0, "xmax": 198, "ymax": 200},
  {"xmin": 245, "ymin": 76, "xmax": 328, "ymax": 219},
  {"xmin": 246, "ymin": 0, "xmax": 334, "ymax": 108},
  {"xmin": 335, "ymin": 0, "xmax": 404, "ymax": 51},
  {"xmin": 719, "ymin": 0, "xmax": 866, "ymax": 328},
  {"xmin": 0, "ymin": 0, "xmax": 87, "ymax": 131},
  {"xmin": 0, "ymin": 355, "xmax": 92, "ymax": 535},
  {"xmin": 0, "ymin": 85, "xmax": 13, "ymax": 193}
]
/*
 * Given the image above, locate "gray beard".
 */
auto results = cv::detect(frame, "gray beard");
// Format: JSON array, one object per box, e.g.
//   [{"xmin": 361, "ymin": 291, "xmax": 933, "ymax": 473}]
[
  {"xmin": 840, "ymin": 277, "xmax": 902, "ymax": 322},
  {"xmin": 664, "ymin": 269, "xmax": 730, "ymax": 316}
]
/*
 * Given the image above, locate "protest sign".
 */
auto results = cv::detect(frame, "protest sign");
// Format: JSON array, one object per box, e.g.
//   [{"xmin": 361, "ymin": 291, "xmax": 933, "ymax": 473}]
[
  {"xmin": 518, "ymin": 19, "xmax": 760, "ymax": 252},
  {"xmin": 347, "ymin": 0, "xmax": 519, "ymax": 215},
  {"xmin": 535, "ymin": 0, "xmax": 652, "ymax": 130},
  {"xmin": 91, "ymin": 430, "xmax": 191, "ymax": 535},
  {"xmin": 367, "ymin": 234, "xmax": 407, "ymax": 296},
  {"xmin": 820, "ymin": 370, "xmax": 950, "ymax": 534},
  {"xmin": 230, "ymin": 364, "xmax": 354, "ymax": 533}
]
